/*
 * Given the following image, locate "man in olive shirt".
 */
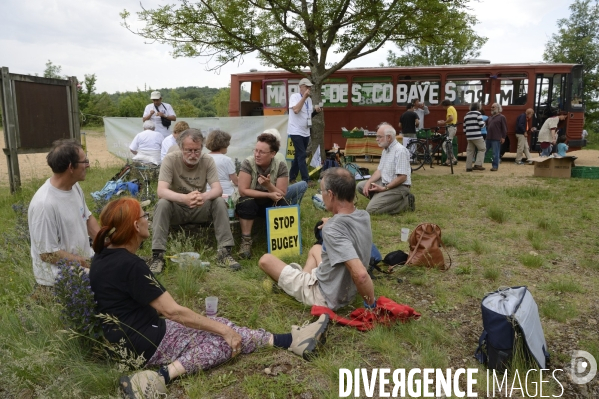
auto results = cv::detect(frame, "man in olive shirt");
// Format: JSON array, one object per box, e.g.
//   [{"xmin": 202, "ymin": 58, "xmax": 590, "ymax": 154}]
[{"xmin": 149, "ymin": 129, "xmax": 241, "ymax": 272}]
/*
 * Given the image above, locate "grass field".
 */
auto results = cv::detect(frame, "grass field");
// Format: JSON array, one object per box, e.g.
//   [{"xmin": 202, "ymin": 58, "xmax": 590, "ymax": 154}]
[{"xmin": 0, "ymin": 160, "xmax": 598, "ymax": 398}]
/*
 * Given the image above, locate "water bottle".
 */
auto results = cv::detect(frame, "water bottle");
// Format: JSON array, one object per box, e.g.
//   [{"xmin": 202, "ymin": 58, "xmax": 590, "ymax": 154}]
[{"xmin": 227, "ymin": 196, "xmax": 235, "ymax": 219}]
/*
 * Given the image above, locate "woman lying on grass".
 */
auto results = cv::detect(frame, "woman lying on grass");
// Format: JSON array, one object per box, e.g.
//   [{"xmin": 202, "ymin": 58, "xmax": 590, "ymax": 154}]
[{"xmin": 89, "ymin": 197, "xmax": 330, "ymax": 398}]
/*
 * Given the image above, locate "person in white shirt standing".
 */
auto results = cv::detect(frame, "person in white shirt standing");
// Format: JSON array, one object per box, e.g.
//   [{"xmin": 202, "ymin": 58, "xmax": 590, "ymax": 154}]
[
  {"xmin": 129, "ymin": 120, "xmax": 164, "ymax": 165},
  {"xmin": 143, "ymin": 91, "xmax": 177, "ymax": 139},
  {"xmin": 287, "ymin": 78, "xmax": 322, "ymax": 184},
  {"xmin": 28, "ymin": 139, "xmax": 100, "ymax": 287},
  {"xmin": 413, "ymin": 99, "xmax": 430, "ymax": 129}
]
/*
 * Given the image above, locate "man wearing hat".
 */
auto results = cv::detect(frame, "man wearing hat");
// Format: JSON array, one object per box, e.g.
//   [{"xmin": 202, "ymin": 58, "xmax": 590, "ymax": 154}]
[
  {"xmin": 288, "ymin": 78, "xmax": 322, "ymax": 184},
  {"xmin": 143, "ymin": 91, "xmax": 177, "ymax": 138}
]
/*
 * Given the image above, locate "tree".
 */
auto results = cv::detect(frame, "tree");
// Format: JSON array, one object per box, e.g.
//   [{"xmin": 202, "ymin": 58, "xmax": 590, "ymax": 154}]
[
  {"xmin": 213, "ymin": 87, "xmax": 231, "ymax": 117},
  {"xmin": 121, "ymin": 0, "xmax": 478, "ymax": 155},
  {"xmin": 544, "ymin": 0, "xmax": 599, "ymax": 131},
  {"xmin": 43, "ymin": 60, "xmax": 63, "ymax": 79},
  {"xmin": 386, "ymin": 28, "xmax": 487, "ymax": 66}
]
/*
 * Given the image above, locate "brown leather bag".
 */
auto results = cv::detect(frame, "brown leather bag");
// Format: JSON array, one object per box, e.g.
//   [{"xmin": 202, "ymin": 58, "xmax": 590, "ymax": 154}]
[{"xmin": 405, "ymin": 223, "xmax": 451, "ymax": 270}]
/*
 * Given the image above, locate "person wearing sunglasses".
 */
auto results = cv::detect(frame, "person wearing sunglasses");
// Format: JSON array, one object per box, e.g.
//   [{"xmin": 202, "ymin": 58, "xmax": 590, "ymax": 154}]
[
  {"xmin": 236, "ymin": 133, "xmax": 290, "ymax": 259},
  {"xmin": 28, "ymin": 139, "xmax": 99, "ymax": 290}
]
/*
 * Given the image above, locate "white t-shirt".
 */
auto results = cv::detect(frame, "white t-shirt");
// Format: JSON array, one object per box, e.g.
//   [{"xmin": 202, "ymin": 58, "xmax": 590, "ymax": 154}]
[
  {"xmin": 288, "ymin": 92, "xmax": 312, "ymax": 137},
  {"xmin": 414, "ymin": 106, "xmax": 430, "ymax": 129},
  {"xmin": 142, "ymin": 102, "xmax": 176, "ymax": 138},
  {"xmin": 129, "ymin": 129, "xmax": 164, "ymax": 165},
  {"xmin": 161, "ymin": 135, "xmax": 177, "ymax": 161},
  {"xmin": 28, "ymin": 180, "xmax": 94, "ymax": 286},
  {"xmin": 206, "ymin": 153, "xmax": 236, "ymax": 196}
]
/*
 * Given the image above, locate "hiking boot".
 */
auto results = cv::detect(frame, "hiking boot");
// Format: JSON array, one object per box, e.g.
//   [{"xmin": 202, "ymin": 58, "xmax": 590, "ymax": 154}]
[
  {"xmin": 120, "ymin": 370, "xmax": 167, "ymax": 399},
  {"xmin": 217, "ymin": 247, "xmax": 241, "ymax": 271},
  {"xmin": 289, "ymin": 314, "xmax": 330, "ymax": 360},
  {"xmin": 148, "ymin": 253, "xmax": 165, "ymax": 274},
  {"xmin": 472, "ymin": 165, "xmax": 485, "ymax": 171},
  {"xmin": 407, "ymin": 193, "xmax": 416, "ymax": 212},
  {"xmin": 239, "ymin": 235, "xmax": 253, "ymax": 259}
]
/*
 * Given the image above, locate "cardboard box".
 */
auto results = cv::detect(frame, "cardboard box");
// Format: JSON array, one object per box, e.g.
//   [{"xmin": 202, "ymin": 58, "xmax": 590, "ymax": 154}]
[{"xmin": 530, "ymin": 156, "xmax": 575, "ymax": 178}]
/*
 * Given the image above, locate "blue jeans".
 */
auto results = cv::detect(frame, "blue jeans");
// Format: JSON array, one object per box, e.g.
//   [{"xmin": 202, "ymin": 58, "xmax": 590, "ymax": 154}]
[
  {"xmin": 485, "ymin": 139, "xmax": 501, "ymax": 169},
  {"xmin": 540, "ymin": 143, "xmax": 553, "ymax": 157},
  {"xmin": 289, "ymin": 135, "xmax": 310, "ymax": 182},
  {"xmin": 285, "ymin": 181, "xmax": 308, "ymax": 205}
]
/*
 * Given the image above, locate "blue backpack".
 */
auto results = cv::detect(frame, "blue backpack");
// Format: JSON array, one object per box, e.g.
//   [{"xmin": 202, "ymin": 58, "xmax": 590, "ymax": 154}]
[{"xmin": 474, "ymin": 286, "xmax": 549, "ymax": 371}]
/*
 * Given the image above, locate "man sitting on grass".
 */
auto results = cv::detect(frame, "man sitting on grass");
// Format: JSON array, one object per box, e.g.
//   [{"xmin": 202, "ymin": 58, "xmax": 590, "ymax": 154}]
[
  {"xmin": 28, "ymin": 139, "xmax": 100, "ymax": 288},
  {"xmin": 259, "ymin": 167, "xmax": 376, "ymax": 311}
]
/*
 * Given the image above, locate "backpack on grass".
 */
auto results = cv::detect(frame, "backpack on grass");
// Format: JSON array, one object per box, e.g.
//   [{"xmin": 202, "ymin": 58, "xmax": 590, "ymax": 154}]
[
  {"xmin": 474, "ymin": 286, "xmax": 549, "ymax": 371},
  {"xmin": 405, "ymin": 223, "xmax": 451, "ymax": 270}
]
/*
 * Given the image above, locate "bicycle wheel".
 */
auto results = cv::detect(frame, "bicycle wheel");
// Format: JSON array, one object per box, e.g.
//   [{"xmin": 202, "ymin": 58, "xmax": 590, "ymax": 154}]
[
  {"xmin": 444, "ymin": 140, "xmax": 454, "ymax": 174},
  {"xmin": 406, "ymin": 141, "xmax": 427, "ymax": 171}
]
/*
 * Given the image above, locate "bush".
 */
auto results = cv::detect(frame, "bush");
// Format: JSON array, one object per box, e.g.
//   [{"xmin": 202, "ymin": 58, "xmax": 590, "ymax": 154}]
[{"xmin": 54, "ymin": 261, "xmax": 102, "ymax": 340}]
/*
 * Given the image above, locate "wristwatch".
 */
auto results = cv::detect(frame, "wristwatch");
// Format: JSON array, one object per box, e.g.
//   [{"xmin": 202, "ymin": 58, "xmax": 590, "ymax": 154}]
[{"xmin": 385, "ymin": 186, "xmax": 389, "ymax": 191}]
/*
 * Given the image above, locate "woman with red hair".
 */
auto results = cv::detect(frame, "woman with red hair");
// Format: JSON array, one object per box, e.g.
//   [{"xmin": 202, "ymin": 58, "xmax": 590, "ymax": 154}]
[{"xmin": 90, "ymin": 198, "xmax": 329, "ymax": 398}]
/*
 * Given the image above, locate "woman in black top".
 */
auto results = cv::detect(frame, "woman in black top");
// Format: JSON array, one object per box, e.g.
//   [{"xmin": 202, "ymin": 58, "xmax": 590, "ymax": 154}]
[{"xmin": 90, "ymin": 198, "xmax": 329, "ymax": 398}]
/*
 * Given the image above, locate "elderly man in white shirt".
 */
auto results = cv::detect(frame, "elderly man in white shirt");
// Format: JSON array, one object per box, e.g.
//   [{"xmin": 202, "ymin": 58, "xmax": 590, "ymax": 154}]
[
  {"xmin": 356, "ymin": 122, "xmax": 415, "ymax": 214},
  {"xmin": 129, "ymin": 120, "xmax": 164, "ymax": 165}
]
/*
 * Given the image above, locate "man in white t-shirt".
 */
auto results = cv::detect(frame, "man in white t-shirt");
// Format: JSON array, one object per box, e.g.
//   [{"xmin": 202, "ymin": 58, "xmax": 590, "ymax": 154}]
[
  {"xmin": 28, "ymin": 139, "xmax": 100, "ymax": 287},
  {"xmin": 287, "ymin": 78, "xmax": 322, "ymax": 184},
  {"xmin": 413, "ymin": 99, "xmax": 430, "ymax": 129},
  {"xmin": 142, "ymin": 91, "xmax": 177, "ymax": 138},
  {"xmin": 129, "ymin": 120, "xmax": 164, "ymax": 165}
]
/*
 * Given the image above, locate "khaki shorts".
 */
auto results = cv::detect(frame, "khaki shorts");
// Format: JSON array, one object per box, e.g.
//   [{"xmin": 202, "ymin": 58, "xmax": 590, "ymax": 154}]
[{"xmin": 278, "ymin": 265, "xmax": 328, "ymax": 307}]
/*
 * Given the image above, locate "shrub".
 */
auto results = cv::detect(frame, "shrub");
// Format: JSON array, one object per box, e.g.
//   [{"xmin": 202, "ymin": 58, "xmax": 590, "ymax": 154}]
[{"xmin": 54, "ymin": 261, "xmax": 102, "ymax": 340}]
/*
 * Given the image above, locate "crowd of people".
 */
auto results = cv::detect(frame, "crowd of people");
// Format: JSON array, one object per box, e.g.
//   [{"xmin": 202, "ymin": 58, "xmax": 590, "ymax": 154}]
[
  {"xmin": 397, "ymin": 99, "xmax": 570, "ymax": 172},
  {"xmin": 27, "ymin": 86, "xmax": 574, "ymax": 398}
]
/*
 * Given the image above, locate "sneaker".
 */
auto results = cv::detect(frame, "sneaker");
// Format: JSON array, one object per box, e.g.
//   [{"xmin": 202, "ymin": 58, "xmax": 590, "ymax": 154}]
[
  {"xmin": 217, "ymin": 247, "xmax": 241, "ymax": 271},
  {"xmin": 472, "ymin": 165, "xmax": 485, "ymax": 171},
  {"xmin": 120, "ymin": 370, "xmax": 167, "ymax": 399},
  {"xmin": 239, "ymin": 235, "xmax": 253, "ymax": 259},
  {"xmin": 490, "ymin": 168, "xmax": 498, "ymax": 172},
  {"xmin": 407, "ymin": 193, "xmax": 416, "ymax": 212},
  {"xmin": 527, "ymin": 161, "xmax": 534, "ymax": 165},
  {"xmin": 148, "ymin": 253, "xmax": 165, "ymax": 274},
  {"xmin": 289, "ymin": 314, "xmax": 330, "ymax": 360},
  {"xmin": 515, "ymin": 161, "xmax": 524, "ymax": 165}
]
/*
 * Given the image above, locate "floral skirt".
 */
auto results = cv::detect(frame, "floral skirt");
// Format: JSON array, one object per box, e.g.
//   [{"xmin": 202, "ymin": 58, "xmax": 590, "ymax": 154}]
[{"xmin": 146, "ymin": 317, "xmax": 271, "ymax": 374}]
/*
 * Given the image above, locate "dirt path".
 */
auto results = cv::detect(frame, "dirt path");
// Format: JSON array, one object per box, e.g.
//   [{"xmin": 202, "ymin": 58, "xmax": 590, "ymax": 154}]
[
  {"xmin": 1, "ymin": 128, "xmax": 598, "ymax": 186},
  {"xmin": 0, "ymin": 129, "xmax": 122, "ymax": 187}
]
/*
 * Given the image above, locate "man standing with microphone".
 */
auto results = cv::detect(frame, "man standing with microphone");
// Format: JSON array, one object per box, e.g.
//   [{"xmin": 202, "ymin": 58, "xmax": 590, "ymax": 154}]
[{"xmin": 288, "ymin": 78, "xmax": 322, "ymax": 185}]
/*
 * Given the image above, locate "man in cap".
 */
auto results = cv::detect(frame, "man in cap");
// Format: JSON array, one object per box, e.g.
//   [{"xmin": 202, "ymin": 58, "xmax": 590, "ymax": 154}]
[
  {"xmin": 288, "ymin": 78, "xmax": 322, "ymax": 184},
  {"xmin": 143, "ymin": 91, "xmax": 177, "ymax": 138}
]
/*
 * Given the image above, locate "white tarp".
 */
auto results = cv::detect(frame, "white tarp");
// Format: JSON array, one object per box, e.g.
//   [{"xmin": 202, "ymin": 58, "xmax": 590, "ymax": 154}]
[{"xmin": 103, "ymin": 115, "xmax": 290, "ymax": 163}]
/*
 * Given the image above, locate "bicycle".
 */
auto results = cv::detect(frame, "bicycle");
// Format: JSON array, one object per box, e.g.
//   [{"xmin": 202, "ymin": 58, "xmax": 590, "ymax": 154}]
[{"xmin": 405, "ymin": 126, "xmax": 457, "ymax": 174}]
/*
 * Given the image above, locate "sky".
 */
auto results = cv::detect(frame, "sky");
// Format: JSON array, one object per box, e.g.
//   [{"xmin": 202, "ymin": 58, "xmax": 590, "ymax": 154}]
[{"xmin": 0, "ymin": 0, "xmax": 573, "ymax": 94}]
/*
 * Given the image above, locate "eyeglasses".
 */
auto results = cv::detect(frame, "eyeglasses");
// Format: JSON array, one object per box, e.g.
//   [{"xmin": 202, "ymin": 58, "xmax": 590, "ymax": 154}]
[
  {"xmin": 253, "ymin": 149, "xmax": 273, "ymax": 156},
  {"xmin": 139, "ymin": 212, "xmax": 150, "ymax": 220},
  {"xmin": 75, "ymin": 159, "xmax": 90, "ymax": 164},
  {"xmin": 183, "ymin": 149, "xmax": 202, "ymax": 155}
]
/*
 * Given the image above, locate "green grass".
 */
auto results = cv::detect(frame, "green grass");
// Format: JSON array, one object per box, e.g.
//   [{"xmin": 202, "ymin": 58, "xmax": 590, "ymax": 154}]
[{"xmin": 1, "ymin": 155, "xmax": 599, "ymax": 397}]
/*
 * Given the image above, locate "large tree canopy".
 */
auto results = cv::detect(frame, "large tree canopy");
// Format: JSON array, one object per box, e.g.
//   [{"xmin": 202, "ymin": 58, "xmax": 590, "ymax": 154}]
[
  {"xmin": 386, "ymin": 27, "xmax": 487, "ymax": 66},
  {"xmin": 122, "ymin": 0, "xmax": 479, "ymax": 151},
  {"xmin": 543, "ymin": 0, "xmax": 599, "ymax": 130}
]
